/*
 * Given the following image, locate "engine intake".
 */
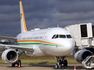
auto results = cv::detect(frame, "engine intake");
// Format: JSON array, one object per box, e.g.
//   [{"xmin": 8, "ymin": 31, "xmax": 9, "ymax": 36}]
[{"xmin": 1, "ymin": 49, "xmax": 18, "ymax": 63}]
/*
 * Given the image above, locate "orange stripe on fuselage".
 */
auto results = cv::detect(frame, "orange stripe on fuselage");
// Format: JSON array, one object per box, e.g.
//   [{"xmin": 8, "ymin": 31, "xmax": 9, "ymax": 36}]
[{"xmin": 17, "ymin": 40, "xmax": 61, "ymax": 46}]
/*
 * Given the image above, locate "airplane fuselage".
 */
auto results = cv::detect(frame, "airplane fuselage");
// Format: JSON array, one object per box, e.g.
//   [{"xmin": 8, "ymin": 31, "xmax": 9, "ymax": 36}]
[{"xmin": 16, "ymin": 27, "xmax": 75, "ymax": 57}]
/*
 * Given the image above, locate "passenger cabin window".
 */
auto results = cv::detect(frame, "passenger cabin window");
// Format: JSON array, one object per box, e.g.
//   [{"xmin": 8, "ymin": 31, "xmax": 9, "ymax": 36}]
[{"xmin": 52, "ymin": 34, "xmax": 72, "ymax": 39}]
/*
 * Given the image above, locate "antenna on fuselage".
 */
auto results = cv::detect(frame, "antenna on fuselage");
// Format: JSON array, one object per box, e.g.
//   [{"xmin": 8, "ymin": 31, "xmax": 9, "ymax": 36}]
[{"xmin": 57, "ymin": 25, "xmax": 60, "ymax": 27}]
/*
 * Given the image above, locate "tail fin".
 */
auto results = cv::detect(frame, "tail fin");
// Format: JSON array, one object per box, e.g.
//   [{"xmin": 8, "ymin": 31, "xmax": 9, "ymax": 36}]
[{"xmin": 19, "ymin": 1, "xmax": 28, "ymax": 33}]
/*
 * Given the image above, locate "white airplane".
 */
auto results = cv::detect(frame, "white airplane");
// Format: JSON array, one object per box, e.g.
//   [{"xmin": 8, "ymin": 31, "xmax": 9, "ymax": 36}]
[{"xmin": 0, "ymin": 1, "xmax": 75, "ymax": 68}]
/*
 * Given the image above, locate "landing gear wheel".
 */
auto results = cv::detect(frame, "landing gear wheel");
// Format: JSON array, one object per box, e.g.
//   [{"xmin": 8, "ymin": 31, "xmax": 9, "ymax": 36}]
[
  {"xmin": 55, "ymin": 64, "xmax": 59, "ymax": 68},
  {"xmin": 63, "ymin": 60, "xmax": 68, "ymax": 66},
  {"xmin": 55, "ymin": 57, "xmax": 67, "ymax": 69},
  {"xmin": 11, "ymin": 60, "xmax": 21, "ymax": 67},
  {"xmin": 55, "ymin": 60, "xmax": 62, "ymax": 69},
  {"xmin": 55, "ymin": 64, "xmax": 62, "ymax": 68},
  {"xmin": 58, "ymin": 60, "xmax": 62, "ymax": 68},
  {"xmin": 58, "ymin": 64, "xmax": 62, "ymax": 68},
  {"xmin": 12, "ymin": 63, "xmax": 15, "ymax": 67}
]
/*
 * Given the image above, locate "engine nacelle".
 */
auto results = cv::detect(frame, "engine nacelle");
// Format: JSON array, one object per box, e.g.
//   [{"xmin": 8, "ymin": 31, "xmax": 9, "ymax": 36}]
[
  {"xmin": 1, "ymin": 49, "xmax": 18, "ymax": 63},
  {"xmin": 74, "ymin": 49, "xmax": 93, "ymax": 63}
]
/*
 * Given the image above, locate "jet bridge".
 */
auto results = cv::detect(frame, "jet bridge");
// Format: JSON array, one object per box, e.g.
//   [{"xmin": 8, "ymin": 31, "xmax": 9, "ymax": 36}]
[
  {"xmin": 65, "ymin": 23, "xmax": 94, "ymax": 48},
  {"xmin": 65, "ymin": 23, "xmax": 94, "ymax": 68}
]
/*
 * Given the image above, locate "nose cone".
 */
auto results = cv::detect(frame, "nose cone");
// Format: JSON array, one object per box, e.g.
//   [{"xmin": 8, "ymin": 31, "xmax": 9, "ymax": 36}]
[
  {"xmin": 67, "ymin": 41, "xmax": 75, "ymax": 49},
  {"xmin": 63, "ymin": 39, "xmax": 75, "ymax": 54}
]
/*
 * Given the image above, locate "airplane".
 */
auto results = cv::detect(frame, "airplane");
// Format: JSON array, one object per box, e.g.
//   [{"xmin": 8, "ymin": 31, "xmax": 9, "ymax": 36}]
[{"xmin": 0, "ymin": 1, "xmax": 76, "ymax": 68}]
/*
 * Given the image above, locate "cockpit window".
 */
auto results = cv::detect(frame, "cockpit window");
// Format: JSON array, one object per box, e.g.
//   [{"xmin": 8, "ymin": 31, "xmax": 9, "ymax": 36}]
[
  {"xmin": 55, "ymin": 35, "xmax": 58, "ymax": 38},
  {"xmin": 60, "ymin": 35, "xmax": 66, "ymax": 38},
  {"xmin": 52, "ymin": 35, "xmax": 56, "ymax": 39},
  {"xmin": 52, "ymin": 34, "xmax": 72, "ymax": 39},
  {"xmin": 66, "ymin": 35, "xmax": 72, "ymax": 38}
]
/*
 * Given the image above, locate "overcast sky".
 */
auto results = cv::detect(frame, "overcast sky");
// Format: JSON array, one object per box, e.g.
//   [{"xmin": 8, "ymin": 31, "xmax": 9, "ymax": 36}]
[{"xmin": 0, "ymin": 0, "xmax": 94, "ymax": 37}]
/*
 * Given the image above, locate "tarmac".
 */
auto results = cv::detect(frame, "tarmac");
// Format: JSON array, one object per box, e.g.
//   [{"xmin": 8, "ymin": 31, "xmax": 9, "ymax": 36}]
[{"xmin": 0, "ymin": 64, "xmax": 93, "ymax": 70}]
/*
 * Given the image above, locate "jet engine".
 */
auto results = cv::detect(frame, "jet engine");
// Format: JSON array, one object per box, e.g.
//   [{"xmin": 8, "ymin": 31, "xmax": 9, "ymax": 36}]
[
  {"xmin": 74, "ymin": 49, "xmax": 93, "ymax": 63},
  {"xmin": 1, "ymin": 49, "xmax": 18, "ymax": 63}
]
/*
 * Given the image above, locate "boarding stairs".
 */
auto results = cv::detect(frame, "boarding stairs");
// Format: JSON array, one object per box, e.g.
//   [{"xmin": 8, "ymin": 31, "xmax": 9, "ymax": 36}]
[{"xmin": 82, "ymin": 56, "xmax": 94, "ymax": 68}]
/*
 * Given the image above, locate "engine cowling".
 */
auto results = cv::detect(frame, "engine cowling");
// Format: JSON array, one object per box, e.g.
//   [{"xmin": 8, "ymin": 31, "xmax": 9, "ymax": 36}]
[
  {"xmin": 74, "ymin": 49, "xmax": 93, "ymax": 63},
  {"xmin": 1, "ymin": 49, "xmax": 18, "ymax": 63}
]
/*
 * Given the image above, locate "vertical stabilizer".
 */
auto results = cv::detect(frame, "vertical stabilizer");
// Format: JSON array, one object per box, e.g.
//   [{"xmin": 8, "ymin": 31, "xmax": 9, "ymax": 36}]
[{"xmin": 19, "ymin": 1, "xmax": 28, "ymax": 33}]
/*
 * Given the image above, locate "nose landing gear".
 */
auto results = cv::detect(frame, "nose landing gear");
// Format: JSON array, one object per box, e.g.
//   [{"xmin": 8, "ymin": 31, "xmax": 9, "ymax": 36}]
[{"xmin": 54, "ymin": 57, "xmax": 68, "ymax": 69}]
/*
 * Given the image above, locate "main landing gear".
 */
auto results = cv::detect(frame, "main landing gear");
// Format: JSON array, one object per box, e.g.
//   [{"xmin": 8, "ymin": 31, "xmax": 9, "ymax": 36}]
[
  {"xmin": 55, "ymin": 57, "xmax": 68, "ymax": 69},
  {"xmin": 12, "ymin": 60, "xmax": 21, "ymax": 67}
]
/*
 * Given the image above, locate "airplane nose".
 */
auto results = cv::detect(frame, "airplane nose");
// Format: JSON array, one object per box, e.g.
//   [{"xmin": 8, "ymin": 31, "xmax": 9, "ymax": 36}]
[{"xmin": 64, "ymin": 40, "xmax": 75, "ymax": 52}]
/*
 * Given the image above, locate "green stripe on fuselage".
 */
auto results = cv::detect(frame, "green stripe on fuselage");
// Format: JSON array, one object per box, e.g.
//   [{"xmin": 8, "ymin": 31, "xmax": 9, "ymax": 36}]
[{"xmin": 18, "ymin": 43, "xmax": 62, "ymax": 46}]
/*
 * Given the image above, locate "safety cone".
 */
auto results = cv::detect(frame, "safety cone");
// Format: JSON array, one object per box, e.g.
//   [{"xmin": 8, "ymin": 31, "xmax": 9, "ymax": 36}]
[
  {"xmin": 74, "ymin": 65, "xmax": 76, "ymax": 70},
  {"xmin": 18, "ymin": 62, "xmax": 20, "ymax": 68}
]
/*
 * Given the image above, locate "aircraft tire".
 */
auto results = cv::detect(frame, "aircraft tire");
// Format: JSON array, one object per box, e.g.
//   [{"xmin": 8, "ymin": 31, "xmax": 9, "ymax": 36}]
[
  {"xmin": 63, "ymin": 60, "xmax": 67, "ymax": 66},
  {"xmin": 58, "ymin": 64, "xmax": 62, "ymax": 68},
  {"xmin": 55, "ymin": 64, "xmax": 59, "ymax": 68},
  {"xmin": 12, "ymin": 63, "xmax": 15, "ymax": 67}
]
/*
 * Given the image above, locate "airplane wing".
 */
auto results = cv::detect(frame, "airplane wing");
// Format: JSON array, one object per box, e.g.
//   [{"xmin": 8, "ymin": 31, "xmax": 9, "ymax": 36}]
[
  {"xmin": 0, "ymin": 44, "xmax": 33, "ymax": 52},
  {"xmin": 0, "ymin": 36, "xmax": 17, "ymax": 40},
  {"xmin": 0, "ymin": 35, "xmax": 34, "ymax": 52}
]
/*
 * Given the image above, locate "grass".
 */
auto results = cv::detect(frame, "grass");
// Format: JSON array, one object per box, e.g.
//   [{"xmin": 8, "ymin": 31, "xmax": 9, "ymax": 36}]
[{"xmin": 0, "ymin": 51, "xmax": 79, "ymax": 64}]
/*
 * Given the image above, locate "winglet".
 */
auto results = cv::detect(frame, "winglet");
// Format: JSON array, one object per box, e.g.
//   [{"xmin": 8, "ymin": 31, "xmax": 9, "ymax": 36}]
[{"xmin": 19, "ymin": 1, "xmax": 28, "ymax": 33}]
